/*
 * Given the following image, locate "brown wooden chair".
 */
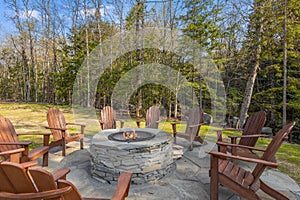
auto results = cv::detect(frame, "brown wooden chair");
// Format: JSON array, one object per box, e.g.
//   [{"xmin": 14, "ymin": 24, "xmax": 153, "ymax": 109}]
[
  {"xmin": 217, "ymin": 110, "xmax": 267, "ymax": 158},
  {"xmin": 0, "ymin": 115, "xmax": 50, "ymax": 166},
  {"xmin": 171, "ymin": 107, "xmax": 205, "ymax": 150},
  {"xmin": 208, "ymin": 121, "xmax": 295, "ymax": 200},
  {"xmin": 0, "ymin": 160, "xmax": 70, "ymax": 194},
  {"xmin": 136, "ymin": 105, "xmax": 160, "ymax": 129},
  {"xmin": 99, "ymin": 106, "xmax": 124, "ymax": 130},
  {"xmin": 46, "ymin": 108, "xmax": 85, "ymax": 156},
  {"xmin": 0, "ymin": 160, "xmax": 133, "ymax": 200}
]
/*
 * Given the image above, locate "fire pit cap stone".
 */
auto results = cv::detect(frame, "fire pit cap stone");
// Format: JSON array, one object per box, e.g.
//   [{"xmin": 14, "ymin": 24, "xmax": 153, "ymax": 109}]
[{"xmin": 91, "ymin": 128, "xmax": 172, "ymax": 150}]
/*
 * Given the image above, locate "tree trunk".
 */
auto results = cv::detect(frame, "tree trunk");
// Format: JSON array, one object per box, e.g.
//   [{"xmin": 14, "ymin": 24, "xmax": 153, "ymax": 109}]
[
  {"xmin": 135, "ymin": 0, "xmax": 144, "ymax": 117},
  {"xmin": 84, "ymin": 0, "xmax": 90, "ymax": 107},
  {"xmin": 283, "ymin": 0, "xmax": 287, "ymax": 127},
  {"xmin": 239, "ymin": 2, "xmax": 263, "ymax": 127}
]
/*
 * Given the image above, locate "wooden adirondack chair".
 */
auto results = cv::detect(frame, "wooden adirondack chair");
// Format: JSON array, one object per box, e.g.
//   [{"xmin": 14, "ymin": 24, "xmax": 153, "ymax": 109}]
[
  {"xmin": 208, "ymin": 121, "xmax": 295, "ymax": 200},
  {"xmin": 136, "ymin": 106, "xmax": 160, "ymax": 129},
  {"xmin": 217, "ymin": 111, "xmax": 267, "ymax": 158},
  {"xmin": 46, "ymin": 108, "xmax": 85, "ymax": 156},
  {"xmin": 0, "ymin": 160, "xmax": 70, "ymax": 194},
  {"xmin": 171, "ymin": 107, "xmax": 205, "ymax": 150},
  {"xmin": 0, "ymin": 160, "xmax": 133, "ymax": 200},
  {"xmin": 99, "ymin": 106, "xmax": 124, "ymax": 130},
  {"xmin": 0, "ymin": 115, "xmax": 50, "ymax": 166}
]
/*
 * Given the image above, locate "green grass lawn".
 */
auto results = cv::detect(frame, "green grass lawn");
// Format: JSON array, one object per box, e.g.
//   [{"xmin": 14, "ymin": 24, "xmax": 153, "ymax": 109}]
[{"xmin": 0, "ymin": 102, "xmax": 299, "ymax": 184}]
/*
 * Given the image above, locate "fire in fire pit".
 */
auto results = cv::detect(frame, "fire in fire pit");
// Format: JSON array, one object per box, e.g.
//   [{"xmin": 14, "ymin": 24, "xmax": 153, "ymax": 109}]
[
  {"xmin": 123, "ymin": 130, "xmax": 138, "ymax": 140},
  {"xmin": 108, "ymin": 129, "xmax": 156, "ymax": 142}
]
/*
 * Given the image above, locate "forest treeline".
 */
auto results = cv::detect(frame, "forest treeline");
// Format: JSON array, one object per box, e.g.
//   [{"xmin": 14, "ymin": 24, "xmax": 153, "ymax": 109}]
[{"xmin": 0, "ymin": 0, "xmax": 299, "ymax": 130}]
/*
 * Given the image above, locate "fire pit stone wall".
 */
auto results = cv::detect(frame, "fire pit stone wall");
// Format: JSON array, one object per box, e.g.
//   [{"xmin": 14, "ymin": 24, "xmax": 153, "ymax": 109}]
[{"xmin": 90, "ymin": 128, "xmax": 175, "ymax": 184}]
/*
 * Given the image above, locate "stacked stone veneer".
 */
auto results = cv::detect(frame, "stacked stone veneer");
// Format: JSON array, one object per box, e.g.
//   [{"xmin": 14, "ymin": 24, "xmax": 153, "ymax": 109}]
[{"xmin": 90, "ymin": 128, "xmax": 175, "ymax": 184}]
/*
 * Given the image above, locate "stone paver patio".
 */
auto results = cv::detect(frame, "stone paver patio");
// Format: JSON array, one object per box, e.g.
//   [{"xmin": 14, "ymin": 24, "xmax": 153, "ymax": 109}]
[{"xmin": 38, "ymin": 135, "xmax": 300, "ymax": 200}]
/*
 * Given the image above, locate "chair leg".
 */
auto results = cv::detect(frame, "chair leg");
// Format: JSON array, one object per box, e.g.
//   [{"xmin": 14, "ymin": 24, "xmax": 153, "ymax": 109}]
[
  {"xmin": 210, "ymin": 155, "xmax": 219, "ymax": 200},
  {"xmin": 189, "ymin": 143, "xmax": 193, "ymax": 151},
  {"xmin": 80, "ymin": 138, "xmax": 84, "ymax": 150},
  {"xmin": 174, "ymin": 134, "xmax": 177, "ymax": 144},
  {"xmin": 42, "ymin": 152, "xmax": 49, "ymax": 167},
  {"xmin": 62, "ymin": 138, "xmax": 66, "ymax": 157}
]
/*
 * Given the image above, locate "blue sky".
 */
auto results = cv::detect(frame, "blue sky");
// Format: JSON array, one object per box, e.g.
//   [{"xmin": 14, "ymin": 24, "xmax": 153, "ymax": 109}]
[
  {"xmin": 0, "ymin": 0, "xmax": 16, "ymax": 40},
  {"xmin": 0, "ymin": 0, "xmax": 175, "ymax": 42},
  {"xmin": 0, "ymin": 0, "xmax": 131, "ymax": 41}
]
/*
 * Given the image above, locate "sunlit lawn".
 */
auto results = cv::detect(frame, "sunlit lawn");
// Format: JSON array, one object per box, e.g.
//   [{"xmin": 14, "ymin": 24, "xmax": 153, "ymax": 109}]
[{"xmin": 0, "ymin": 103, "xmax": 299, "ymax": 184}]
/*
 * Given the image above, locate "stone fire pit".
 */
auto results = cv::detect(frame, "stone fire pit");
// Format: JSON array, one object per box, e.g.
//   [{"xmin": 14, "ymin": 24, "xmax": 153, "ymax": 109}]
[{"xmin": 90, "ymin": 128, "xmax": 175, "ymax": 184}]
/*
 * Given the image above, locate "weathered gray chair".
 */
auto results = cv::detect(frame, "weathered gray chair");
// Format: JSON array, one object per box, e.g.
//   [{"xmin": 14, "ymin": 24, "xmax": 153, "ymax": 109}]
[
  {"xmin": 136, "ymin": 106, "xmax": 160, "ymax": 129},
  {"xmin": 171, "ymin": 107, "xmax": 205, "ymax": 150},
  {"xmin": 99, "ymin": 106, "xmax": 124, "ymax": 130}
]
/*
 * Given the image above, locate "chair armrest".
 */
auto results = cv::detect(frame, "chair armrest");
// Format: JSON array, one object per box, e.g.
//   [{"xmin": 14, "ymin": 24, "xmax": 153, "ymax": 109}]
[
  {"xmin": 0, "ymin": 143, "xmax": 31, "ymax": 163},
  {"xmin": 1, "ymin": 148, "xmax": 25, "ymax": 163},
  {"xmin": 111, "ymin": 171, "xmax": 133, "ymax": 200},
  {"xmin": 189, "ymin": 123, "xmax": 204, "ymax": 128},
  {"xmin": 217, "ymin": 141, "xmax": 266, "ymax": 152},
  {"xmin": 207, "ymin": 151, "xmax": 278, "ymax": 168},
  {"xmin": 0, "ymin": 148, "xmax": 25, "ymax": 156},
  {"xmin": 228, "ymin": 134, "xmax": 269, "ymax": 145},
  {"xmin": 16, "ymin": 133, "xmax": 51, "ymax": 146},
  {"xmin": 53, "ymin": 168, "xmax": 71, "ymax": 181},
  {"xmin": 16, "ymin": 132, "xmax": 51, "ymax": 136},
  {"xmin": 0, "ymin": 187, "xmax": 72, "ymax": 200},
  {"xmin": 0, "ymin": 141, "xmax": 32, "ymax": 146},
  {"xmin": 20, "ymin": 160, "xmax": 39, "ymax": 168},
  {"xmin": 45, "ymin": 126, "xmax": 67, "ymax": 131},
  {"xmin": 66, "ymin": 123, "xmax": 86, "ymax": 127},
  {"xmin": 228, "ymin": 134, "xmax": 268, "ymax": 139},
  {"xmin": 223, "ymin": 128, "xmax": 244, "ymax": 132},
  {"xmin": 66, "ymin": 123, "xmax": 85, "ymax": 135}
]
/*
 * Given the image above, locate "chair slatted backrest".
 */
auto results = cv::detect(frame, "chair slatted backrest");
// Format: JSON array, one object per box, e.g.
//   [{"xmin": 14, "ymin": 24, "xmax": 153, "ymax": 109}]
[
  {"xmin": 145, "ymin": 106, "xmax": 160, "ymax": 129},
  {"xmin": 1, "ymin": 162, "xmax": 37, "ymax": 193},
  {"xmin": 251, "ymin": 122, "xmax": 295, "ymax": 188},
  {"xmin": 239, "ymin": 111, "xmax": 266, "ymax": 147},
  {"xmin": 0, "ymin": 165, "xmax": 15, "ymax": 193},
  {"xmin": 29, "ymin": 168, "xmax": 57, "ymax": 192},
  {"xmin": 0, "ymin": 115, "xmax": 20, "ymax": 155},
  {"xmin": 185, "ymin": 107, "xmax": 204, "ymax": 136},
  {"xmin": 47, "ymin": 108, "xmax": 69, "ymax": 141},
  {"xmin": 101, "ymin": 106, "xmax": 116, "ymax": 129}
]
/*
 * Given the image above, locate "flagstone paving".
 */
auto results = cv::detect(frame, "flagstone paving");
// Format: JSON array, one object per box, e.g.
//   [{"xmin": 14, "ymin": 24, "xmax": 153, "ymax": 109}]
[{"xmin": 38, "ymin": 136, "xmax": 300, "ymax": 200}]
